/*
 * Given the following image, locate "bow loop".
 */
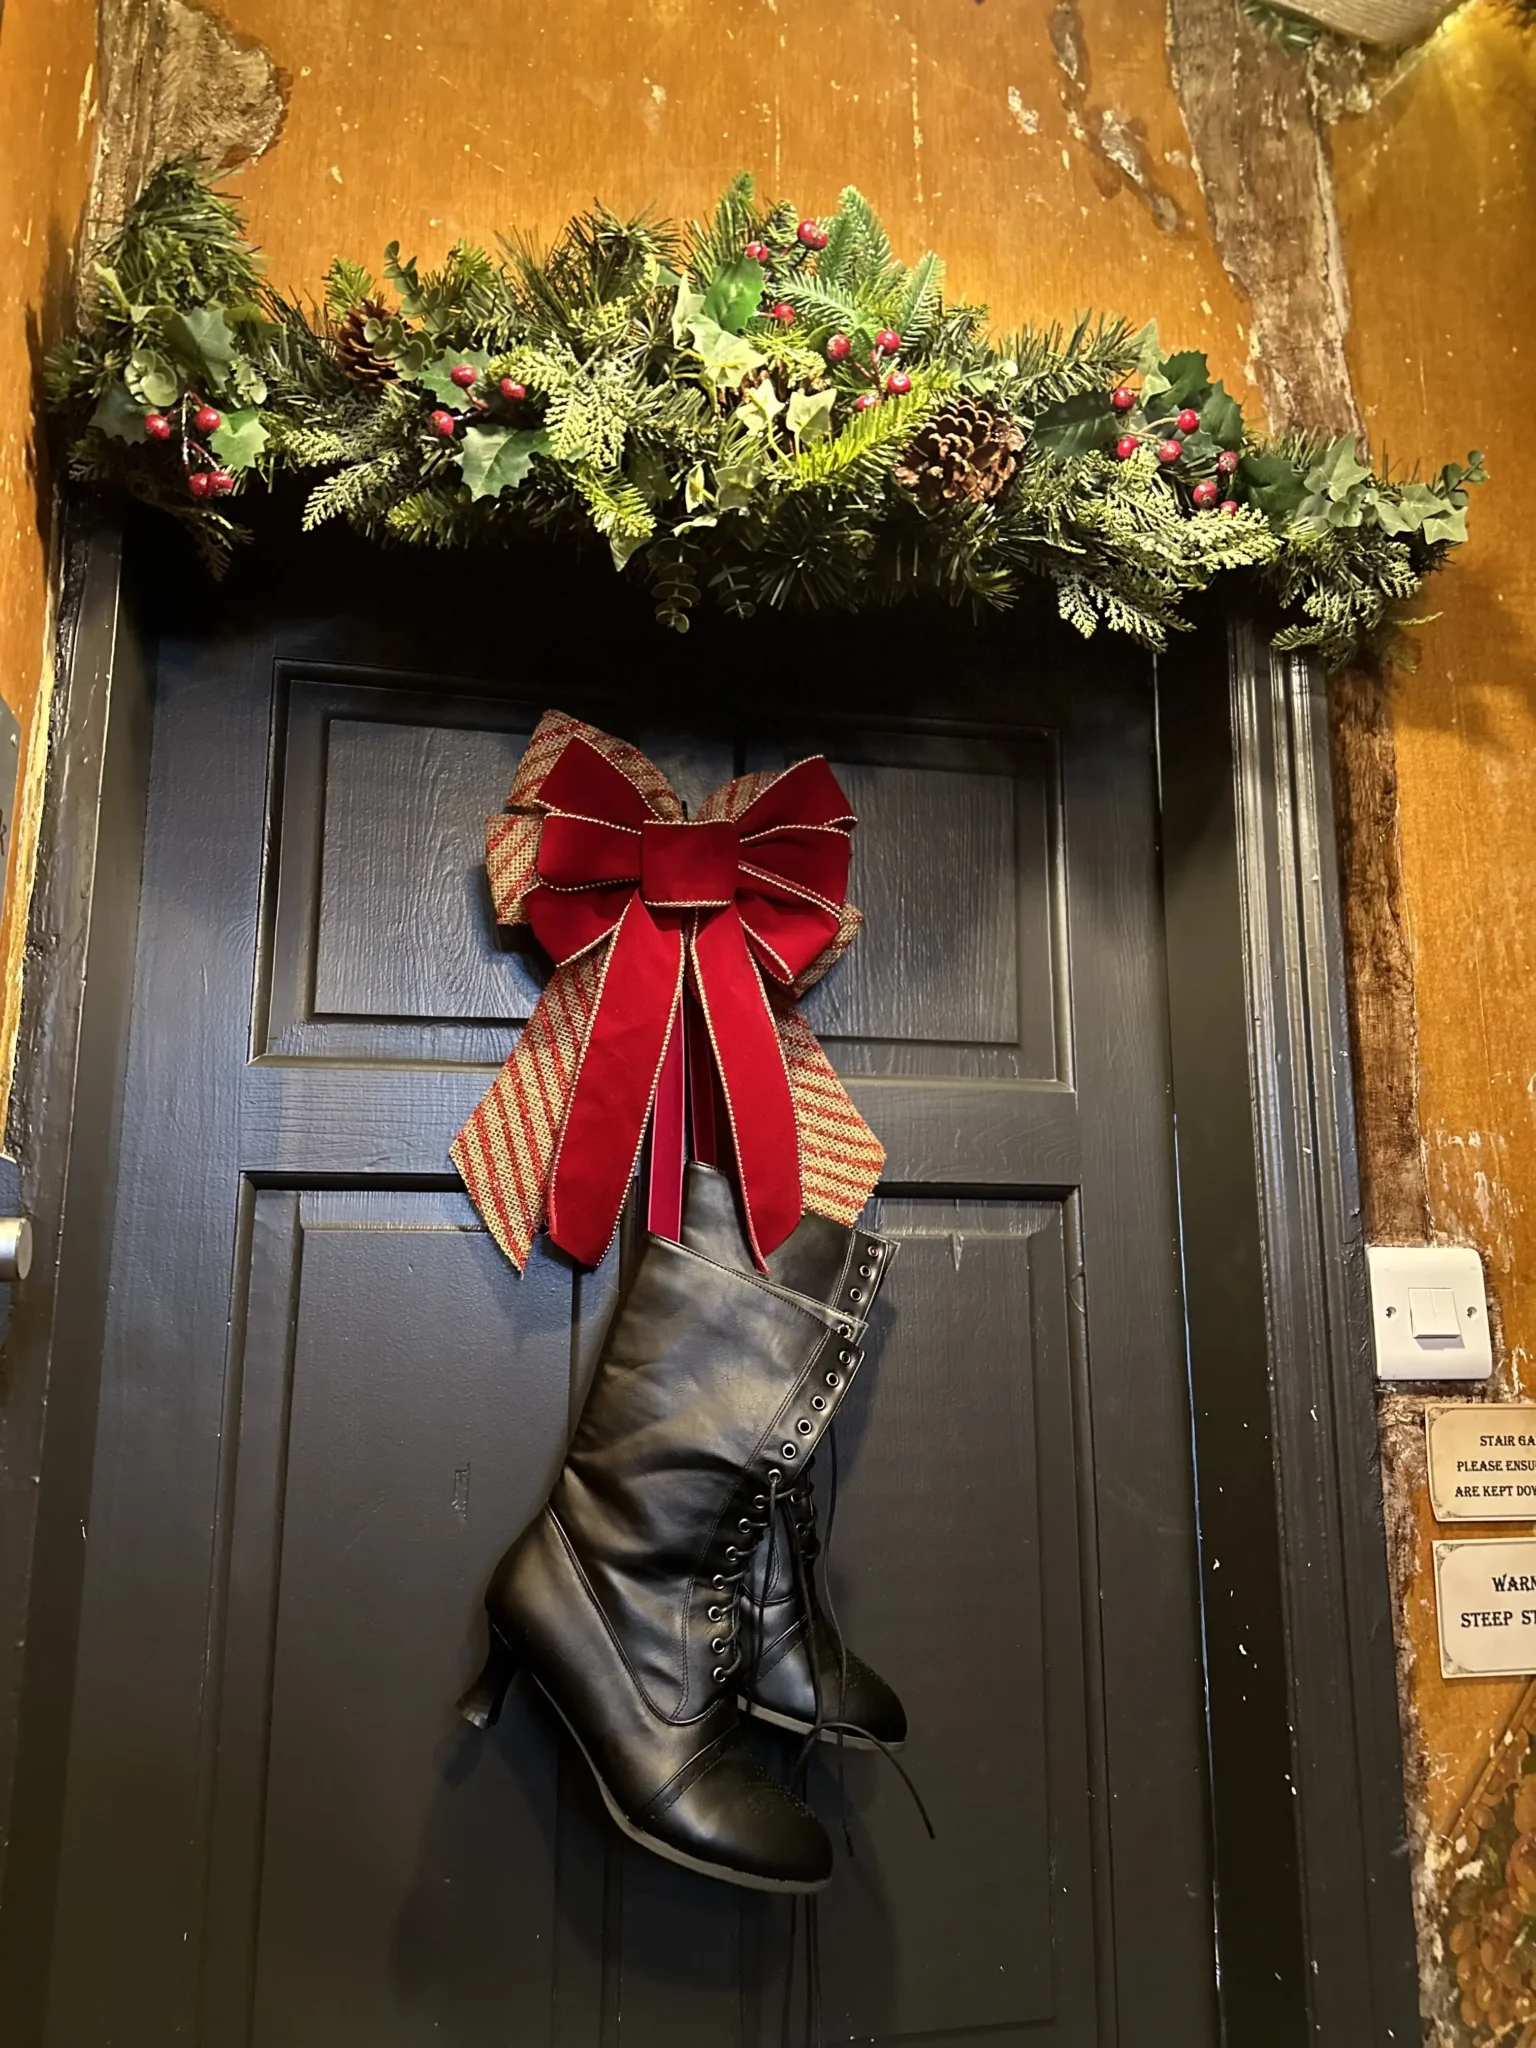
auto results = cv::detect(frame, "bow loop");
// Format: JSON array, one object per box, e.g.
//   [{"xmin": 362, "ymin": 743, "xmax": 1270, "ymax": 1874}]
[{"xmin": 452, "ymin": 709, "xmax": 884, "ymax": 1271}]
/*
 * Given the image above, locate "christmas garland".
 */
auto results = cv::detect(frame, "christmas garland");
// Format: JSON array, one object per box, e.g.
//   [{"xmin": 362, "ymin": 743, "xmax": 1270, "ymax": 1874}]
[{"xmin": 46, "ymin": 161, "xmax": 1483, "ymax": 669}]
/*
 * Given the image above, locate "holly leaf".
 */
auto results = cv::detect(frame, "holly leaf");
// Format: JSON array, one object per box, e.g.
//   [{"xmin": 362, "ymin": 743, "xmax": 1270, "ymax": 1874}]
[
  {"xmin": 1032, "ymin": 389, "xmax": 1118, "ymax": 460},
  {"xmin": 417, "ymin": 347, "xmax": 496, "ymax": 410},
  {"xmin": 701, "ymin": 257, "xmax": 766, "ymax": 336},
  {"xmin": 1159, "ymin": 350, "xmax": 1211, "ymax": 409},
  {"xmin": 786, "ymin": 386, "xmax": 836, "ymax": 446},
  {"xmin": 163, "ymin": 307, "xmax": 236, "ymax": 389},
  {"xmin": 90, "ymin": 380, "xmax": 149, "ymax": 443},
  {"xmin": 1238, "ymin": 449, "xmax": 1309, "ymax": 527},
  {"xmin": 1200, "ymin": 380, "xmax": 1243, "ymax": 449},
  {"xmin": 126, "ymin": 350, "xmax": 179, "ymax": 409},
  {"xmin": 1129, "ymin": 321, "xmax": 1163, "ymax": 377},
  {"xmin": 209, "ymin": 406, "xmax": 270, "ymax": 472},
  {"xmin": 1180, "ymin": 430, "xmax": 1218, "ymax": 464},
  {"xmin": 687, "ymin": 317, "xmax": 768, "ymax": 390},
  {"xmin": 459, "ymin": 422, "xmax": 549, "ymax": 501}
]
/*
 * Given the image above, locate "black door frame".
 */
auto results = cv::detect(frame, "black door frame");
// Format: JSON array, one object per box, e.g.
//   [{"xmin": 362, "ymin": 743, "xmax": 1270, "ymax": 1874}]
[{"xmin": 0, "ymin": 518, "xmax": 1419, "ymax": 2043}]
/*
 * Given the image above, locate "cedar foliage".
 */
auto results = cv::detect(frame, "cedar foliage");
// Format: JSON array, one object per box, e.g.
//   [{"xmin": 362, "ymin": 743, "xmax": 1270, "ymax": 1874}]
[{"xmin": 47, "ymin": 160, "xmax": 1483, "ymax": 668}]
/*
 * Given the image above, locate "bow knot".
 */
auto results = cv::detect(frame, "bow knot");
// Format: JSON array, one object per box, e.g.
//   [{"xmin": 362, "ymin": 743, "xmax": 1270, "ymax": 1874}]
[{"xmin": 451, "ymin": 710, "xmax": 885, "ymax": 1274}]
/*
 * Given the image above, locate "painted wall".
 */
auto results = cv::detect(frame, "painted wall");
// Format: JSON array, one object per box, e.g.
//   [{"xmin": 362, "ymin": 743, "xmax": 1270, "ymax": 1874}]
[
  {"xmin": 0, "ymin": 0, "xmax": 96, "ymax": 1132},
  {"xmin": 9, "ymin": 0, "xmax": 1535, "ymax": 2032}
]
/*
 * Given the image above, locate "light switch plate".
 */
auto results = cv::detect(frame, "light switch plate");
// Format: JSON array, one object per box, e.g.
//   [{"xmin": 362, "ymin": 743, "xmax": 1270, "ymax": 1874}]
[{"xmin": 1368, "ymin": 1244, "xmax": 1492, "ymax": 1382}]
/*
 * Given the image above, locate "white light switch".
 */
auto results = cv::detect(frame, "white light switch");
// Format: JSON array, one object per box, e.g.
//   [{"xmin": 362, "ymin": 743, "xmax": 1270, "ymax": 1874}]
[{"xmin": 1368, "ymin": 1245, "xmax": 1492, "ymax": 1382}]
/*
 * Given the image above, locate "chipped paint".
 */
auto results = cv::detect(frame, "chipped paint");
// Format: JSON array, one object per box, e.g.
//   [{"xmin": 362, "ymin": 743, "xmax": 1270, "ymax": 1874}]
[
  {"xmin": 1049, "ymin": 0, "xmax": 1184, "ymax": 235},
  {"xmin": 1006, "ymin": 87, "xmax": 1039, "ymax": 136}
]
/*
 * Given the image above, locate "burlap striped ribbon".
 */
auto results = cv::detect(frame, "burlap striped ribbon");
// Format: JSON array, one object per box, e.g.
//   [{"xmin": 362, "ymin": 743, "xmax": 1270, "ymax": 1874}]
[{"xmin": 451, "ymin": 710, "xmax": 885, "ymax": 1270}]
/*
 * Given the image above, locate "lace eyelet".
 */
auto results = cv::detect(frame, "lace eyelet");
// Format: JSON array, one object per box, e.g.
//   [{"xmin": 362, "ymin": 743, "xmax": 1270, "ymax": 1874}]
[
  {"xmin": 738, "ymin": 1518, "xmax": 752, "ymax": 1532},
  {"xmin": 867, "ymin": 1244, "xmax": 883, "ymax": 1260},
  {"xmin": 797, "ymin": 1418, "xmax": 813, "ymax": 1435},
  {"xmin": 849, "ymin": 1288, "xmax": 864, "ymax": 1303},
  {"xmin": 711, "ymin": 1637, "xmax": 728, "ymax": 1655},
  {"xmin": 859, "ymin": 1265, "xmax": 873, "ymax": 1278},
  {"xmin": 781, "ymin": 1442, "xmax": 798, "ymax": 1459},
  {"xmin": 838, "ymin": 1324, "xmax": 852, "ymax": 1338},
  {"xmin": 712, "ymin": 1574, "xmax": 727, "ymax": 1590},
  {"xmin": 839, "ymin": 1348, "xmax": 853, "ymax": 1363},
  {"xmin": 725, "ymin": 1545, "xmax": 741, "ymax": 1560},
  {"xmin": 708, "ymin": 1605, "xmax": 723, "ymax": 1621},
  {"xmin": 826, "ymin": 1372, "xmax": 841, "ymax": 1388},
  {"xmin": 712, "ymin": 1666, "xmax": 727, "ymax": 1683},
  {"xmin": 754, "ymin": 1494, "xmax": 767, "ymax": 1508},
  {"xmin": 812, "ymin": 1395, "xmax": 826, "ymax": 1411}
]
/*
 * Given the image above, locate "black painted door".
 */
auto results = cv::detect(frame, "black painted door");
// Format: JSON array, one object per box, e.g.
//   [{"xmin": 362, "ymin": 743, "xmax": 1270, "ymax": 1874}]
[{"xmin": 40, "ymin": 550, "xmax": 1217, "ymax": 2047}]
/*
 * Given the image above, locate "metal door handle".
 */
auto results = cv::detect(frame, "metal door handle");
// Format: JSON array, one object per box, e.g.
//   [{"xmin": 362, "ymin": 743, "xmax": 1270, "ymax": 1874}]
[{"xmin": 0, "ymin": 1217, "xmax": 33, "ymax": 1282}]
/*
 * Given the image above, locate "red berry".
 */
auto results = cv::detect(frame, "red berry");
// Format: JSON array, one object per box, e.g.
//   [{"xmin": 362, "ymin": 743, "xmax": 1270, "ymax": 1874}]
[
  {"xmin": 1176, "ymin": 408, "xmax": 1200, "ymax": 434},
  {"xmin": 796, "ymin": 219, "xmax": 828, "ymax": 249},
  {"xmin": 1157, "ymin": 439, "xmax": 1183, "ymax": 465},
  {"xmin": 1110, "ymin": 386, "xmax": 1137, "ymax": 413},
  {"xmin": 499, "ymin": 379, "xmax": 526, "ymax": 402},
  {"xmin": 144, "ymin": 412, "xmax": 173, "ymax": 440},
  {"xmin": 826, "ymin": 333, "xmax": 852, "ymax": 362},
  {"xmin": 854, "ymin": 392, "xmax": 880, "ymax": 412},
  {"xmin": 450, "ymin": 364, "xmax": 477, "ymax": 389},
  {"xmin": 885, "ymin": 370, "xmax": 913, "ymax": 395},
  {"xmin": 744, "ymin": 240, "xmax": 769, "ymax": 262},
  {"xmin": 1216, "ymin": 449, "xmax": 1239, "ymax": 476},
  {"xmin": 193, "ymin": 404, "xmax": 223, "ymax": 435},
  {"xmin": 1219, "ymin": 499, "xmax": 1239, "ymax": 515},
  {"xmin": 187, "ymin": 471, "xmax": 214, "ymax": 500},
  {"xmin": 874, "ymin": 328, "xmax": 902, "ymax": 354},
  {"xmin": 1115, "ymin": 435, "xmax": 1141, "ymax": 461},
  {"xmin": 1191, "ymin": 479, "xmax": 1219, "ymax": 509},
  {"xmin": 209, "ymin": 469, "xmax": 235, "ymax": 496},
  {"xmin": 770, "ymin": 301, "xmax": 795, "ymax": 325},
  {"xmin": 428, "ymin": 409, "xmax": 457, "ymax": 437}
]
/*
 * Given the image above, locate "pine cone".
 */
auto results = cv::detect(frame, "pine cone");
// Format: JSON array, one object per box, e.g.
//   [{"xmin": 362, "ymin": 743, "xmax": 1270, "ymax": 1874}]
[
  {"xmin": 334, "ymin": 299, "xmax": 397, "ymax": 388},
  {"xmin": 893, "ymin": 396, "xmax": 1025, "ymax": 513}
]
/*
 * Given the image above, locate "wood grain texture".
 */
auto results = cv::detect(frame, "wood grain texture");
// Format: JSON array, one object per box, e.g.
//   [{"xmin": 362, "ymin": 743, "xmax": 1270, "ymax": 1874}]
[{"xmin": 0, "ymin": 0, "xmax": 96, "ymax": 1130}]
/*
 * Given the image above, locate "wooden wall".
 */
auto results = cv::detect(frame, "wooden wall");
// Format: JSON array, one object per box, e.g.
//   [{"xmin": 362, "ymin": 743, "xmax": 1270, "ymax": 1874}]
[
  {"xmin": 0, "ymin": 0, "xmax": 96, "ymax": 1130},
  {"xmin": 8, "ymin": 0, "xmax": 1536, "ymax": 2027}
]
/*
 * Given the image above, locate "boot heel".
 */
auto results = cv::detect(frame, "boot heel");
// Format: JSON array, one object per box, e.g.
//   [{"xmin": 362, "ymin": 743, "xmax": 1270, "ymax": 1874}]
[{"xmin": 456, "ymin": 1625, "xmax": 520, "ymax": 1729}]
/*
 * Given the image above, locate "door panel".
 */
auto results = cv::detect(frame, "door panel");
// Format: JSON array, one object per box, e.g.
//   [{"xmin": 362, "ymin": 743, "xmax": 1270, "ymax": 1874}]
[{"xmin": 43, "ymin": 595, "xmax": 1216, "ymax": 2046}]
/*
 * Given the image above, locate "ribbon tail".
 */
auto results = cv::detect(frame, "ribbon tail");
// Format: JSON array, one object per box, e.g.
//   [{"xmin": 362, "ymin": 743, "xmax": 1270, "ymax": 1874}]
[
  {"xmin": 547, "ymin": 896, "xmax": 685, "ymax": 1267},
  {"xmin": 691, "ymin": 909, "xmax": 802, "ymax": 1266}
]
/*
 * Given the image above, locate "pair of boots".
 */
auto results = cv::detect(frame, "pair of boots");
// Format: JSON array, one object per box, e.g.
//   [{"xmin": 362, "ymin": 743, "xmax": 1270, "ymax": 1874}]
[{"xmin": 458, "ymin": 1163, "xmax": 905, "ymax": 1892}]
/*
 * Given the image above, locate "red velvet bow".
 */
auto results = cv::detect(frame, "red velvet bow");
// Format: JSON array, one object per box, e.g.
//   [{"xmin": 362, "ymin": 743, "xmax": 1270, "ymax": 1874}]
[{"xmin": 520, "ymin": 734, "xmax": 856, "ymax": 1266}]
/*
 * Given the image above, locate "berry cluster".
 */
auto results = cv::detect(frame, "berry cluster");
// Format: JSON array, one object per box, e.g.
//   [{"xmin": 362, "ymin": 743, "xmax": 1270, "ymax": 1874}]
[
  {"xmin": 823, "ymin": 321, "xmax": 909, "ymax": 405},
  {"xmin": 142, "ymin": 395, "xmax": 234, "ymax": 498},
  {"xmin": 425, "ymin": 370, "xmax": 530, "ymax": 439},
  {"xmin": 1110, "ymin": 384, "xmax": 1240, "ymax": 514}
]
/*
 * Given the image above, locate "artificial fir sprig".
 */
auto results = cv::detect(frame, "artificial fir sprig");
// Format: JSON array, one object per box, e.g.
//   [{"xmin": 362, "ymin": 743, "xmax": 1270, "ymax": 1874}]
[{"xmin": 46, "ymin": 160, "xmax": 1482, "ymax": 667}]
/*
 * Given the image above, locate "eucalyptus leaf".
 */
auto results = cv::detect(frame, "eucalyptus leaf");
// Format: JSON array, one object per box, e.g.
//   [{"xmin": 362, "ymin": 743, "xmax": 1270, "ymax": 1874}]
[
  {"xmin": 209, "ymin": 406, "xmax": 269, "ymax": 471},
  {"xmin": 459, "ymin": 423, "xmax": 550, "ymax": 501},
  {"xmin": 90, "ymin": 381, "xmax": 149, "ymax": 443},
  {"xmin": 1032, "ymin": 389, "xmax": 1118, "ymax": 460},
  {"xmin": 610, "ymin": 530, "xmax": 649, "ymax": 570},
  {"xmin": 127, "ymin": 351, "xmax": 180, "ymax": 408},
  {"xmin": 700, "ymin": 257, "xmax": 766, "ymax": 336}
]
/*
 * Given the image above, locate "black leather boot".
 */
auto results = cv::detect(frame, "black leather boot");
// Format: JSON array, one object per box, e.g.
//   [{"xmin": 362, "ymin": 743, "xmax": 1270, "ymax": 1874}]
[
  {"xmin": 458, "ymin": 1230, "xmax": 869, "ymax": 1893},
  {"xmin": 677, "ymin": 1165, "xmax": 907, "ymax": 1753}
]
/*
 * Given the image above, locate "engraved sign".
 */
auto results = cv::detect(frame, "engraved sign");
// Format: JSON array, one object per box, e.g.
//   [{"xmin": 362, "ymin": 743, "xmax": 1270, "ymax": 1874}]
[
  {"xmin": 1426, "ymin": 1405, "xmax": 1536, "ymax": 1521},
  {"xmin": 1435, "ymin": 1540, "xmax": 1536, "ymax": 1678}
]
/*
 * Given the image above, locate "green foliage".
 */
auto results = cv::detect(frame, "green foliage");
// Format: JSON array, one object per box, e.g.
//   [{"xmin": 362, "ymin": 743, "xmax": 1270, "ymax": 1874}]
[{"xmin": 45, "ymin": 161, "xmax": 1480, "ymax": 668}]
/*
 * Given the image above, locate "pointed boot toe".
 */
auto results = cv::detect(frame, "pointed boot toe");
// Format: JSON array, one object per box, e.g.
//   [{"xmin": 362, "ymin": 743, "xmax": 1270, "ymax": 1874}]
[{"xmin": 643, "ymin": 1735, "xmax": 833, "ymax": 1892}]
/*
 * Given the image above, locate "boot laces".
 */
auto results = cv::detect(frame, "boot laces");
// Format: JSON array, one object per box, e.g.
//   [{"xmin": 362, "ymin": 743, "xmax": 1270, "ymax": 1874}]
[{"xmin": 707, "ymin": 1469, "xmax": 782, "ymax": 1685}]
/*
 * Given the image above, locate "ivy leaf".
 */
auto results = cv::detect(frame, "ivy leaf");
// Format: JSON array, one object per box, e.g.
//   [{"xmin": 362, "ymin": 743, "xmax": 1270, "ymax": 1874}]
[
  {"xmin": 786, "ymin": 387, "xmax": 836, "ymax": 446},
  {"xmin": 700, "ymin": 257, "xmax": 766, "ymax": 336},
  {"xmin": 1200, "ymin": 380, "xmax": 1243, "ymax": 448},
  {"xmin": 209, "ymin": 406, "xmax": 270, "ymax": 472},
  {"xmin": 459, "ymin": 422, "xmax": 549, "ymax": 501},
  {"xmin": 717, "ymin": 459, "xmax": 762, "ymax": 511},
  {"xmin": 90, "ymin": 381, "xmax": 149, "ymax": 443},
  {"xmin": 1159, "ymin": 350, "xmax": 1211, "ymax": 409},
  {"xmin": 127, "ymin": 351, "xmax": 179, "ymax": 408},
  {"xmin": 163, "ymin": 307, "xmax": 236, "ymax": 389},
  {"xmin": 417, "ymin": 347, "xmax": 496, "ymax": 410},
  {"xmin": 687, "ymin": 317, "xmax": 768, "ymax": 390},
  {"xmin": 672, "ymin": 281, "xmax": 706, "ymax": 345},
  {"xmin": 1421, "ymin": 502, "xmax": 1469, "ymax": 545},
  {"xmin": 1032, "ymin": 389, "xmax": 1118, "ymax": 460},
  {"xmin": 1238, "ymin": 449, "xmax": 1309, "ymax": 527},
  {"xmin": 738, "ymin": 374, "xmax": 784, "ymax": 438},
  {"xmin": 1305, "ymin": 435, "xmax": 1371, "ymax": 502}
]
